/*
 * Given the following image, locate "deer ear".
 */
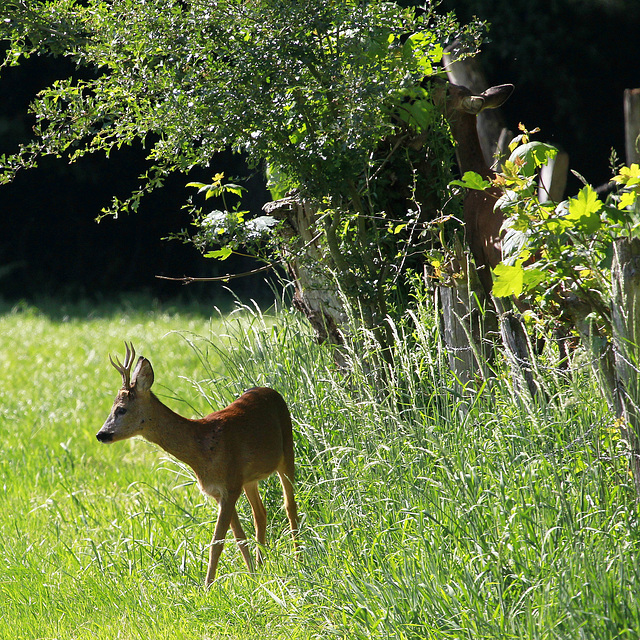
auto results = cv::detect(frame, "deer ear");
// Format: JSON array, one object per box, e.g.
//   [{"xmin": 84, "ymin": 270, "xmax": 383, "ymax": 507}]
[
  {"xmin": 479, "ymin": 84, "xmax": 514, "ymax": 110},
  {"xmin": 131, "ymin": 357, "xmax": 154, "ymax": 392}
]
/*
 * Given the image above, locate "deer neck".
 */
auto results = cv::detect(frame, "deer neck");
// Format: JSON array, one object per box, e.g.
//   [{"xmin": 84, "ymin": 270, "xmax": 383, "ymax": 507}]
[
  {"xmin": 450, "ymin": 112, "xmax": 492, "ymax": 179},
  {"xmin": 142, "ymin": 393, "xmax": 205, "ymax": 471}
]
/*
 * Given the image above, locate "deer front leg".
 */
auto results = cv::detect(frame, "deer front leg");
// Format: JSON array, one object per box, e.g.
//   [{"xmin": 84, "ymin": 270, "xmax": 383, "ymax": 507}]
[{"xmin": 206, "ymin": 494, "xmax": 240, "ymax": 586}]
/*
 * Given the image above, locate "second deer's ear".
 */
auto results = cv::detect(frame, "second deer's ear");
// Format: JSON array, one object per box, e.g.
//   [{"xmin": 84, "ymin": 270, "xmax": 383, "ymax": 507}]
[
  {"xmin": 479, "ymin": 84, "xmax": 514, "ymax": 110},
  {"xmin": 131, "ymin": 357, "xmax": 154, "ymax": 392}
]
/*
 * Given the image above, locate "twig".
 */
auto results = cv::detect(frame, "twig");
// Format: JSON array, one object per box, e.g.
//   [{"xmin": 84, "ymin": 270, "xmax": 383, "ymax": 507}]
[
  {"xmin": 156, "ymin": 261, "xmax": 279, "ymax": 285},
  {"xmin": 156, "ymin": 229, "xmax": 323, "ymax": 285}
]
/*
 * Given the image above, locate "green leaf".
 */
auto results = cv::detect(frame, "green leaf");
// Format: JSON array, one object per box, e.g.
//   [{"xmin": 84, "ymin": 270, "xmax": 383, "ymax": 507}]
[
  {"xmin": 509, "ymin": 142, "xmax": 558, "ymax": 177},
  {"xmin": 522, "ymin": 267, "xmax": 546, "ymax": 290},
  {"xmin": 449, "ymin": 171, "xmax": 492, "ymax": 191},
  {"xmin": 204, "ymin": 247, "xmax": 233, "ymax": 260},
  {"xmin": 492, "ymin": 262, "xmax": 524, "ymax": 298},
  {"xmin": 599, "ymin": 243, "xmax": 614, "ymax": 270},
  {"xmin": 618, "ymin": 191, "xmax": 637, "ymax": 210},
  {"xmin": 566, "ymin": 186, "xmax": 602, "ymax": 234},
  {"xmin": 225, "ymin": 183, "xmax": 245, "ymax": 197},
  {"xmin": 392, "ymin": 223, "xmax": 407, "ymax": 234}
]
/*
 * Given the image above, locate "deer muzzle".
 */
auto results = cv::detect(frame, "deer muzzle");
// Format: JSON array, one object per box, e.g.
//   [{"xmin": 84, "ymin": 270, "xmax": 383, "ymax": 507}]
[{"xmin": 96, "ymin": 429, "xmax": 114, "ymax": 443}]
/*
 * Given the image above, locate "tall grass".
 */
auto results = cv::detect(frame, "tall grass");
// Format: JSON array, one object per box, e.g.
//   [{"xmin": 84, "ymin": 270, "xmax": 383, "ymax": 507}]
[{"xmin": 1, "ymin": 296, "xmax": 638, "ymax": 639}]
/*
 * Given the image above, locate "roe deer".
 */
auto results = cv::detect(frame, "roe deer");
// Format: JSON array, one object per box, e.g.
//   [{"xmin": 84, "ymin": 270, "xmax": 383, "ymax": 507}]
[
  {"xmin": 96, "ymin": 343, "xmax": 299, "ymax": 586},
  {"xmin": 432, "ymin": 80, "xmax": 514, "ymax": 296}
]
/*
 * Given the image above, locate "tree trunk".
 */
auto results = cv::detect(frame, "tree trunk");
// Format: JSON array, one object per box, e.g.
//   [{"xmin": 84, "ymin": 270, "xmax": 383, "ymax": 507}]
[
  {"xmin": 437, "ymin": 248, "xmax": 495, "ymax": 389},
  {"xmin": 264, "ymin": 195, "xmax": 346, "ymax": 351}
]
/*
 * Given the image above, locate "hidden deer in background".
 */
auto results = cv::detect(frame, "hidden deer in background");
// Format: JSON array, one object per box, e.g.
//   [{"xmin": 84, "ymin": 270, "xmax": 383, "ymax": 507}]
[
  {"xmin": 96, "ymin": 343, "xmax": 299, "ymax": 586},
  {"xmin": 431, "ymin": 79, "xmax": 515, "ymax": 296}
]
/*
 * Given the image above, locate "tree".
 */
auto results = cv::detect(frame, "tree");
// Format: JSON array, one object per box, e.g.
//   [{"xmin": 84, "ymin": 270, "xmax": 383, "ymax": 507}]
[{"xmin": 1, "ymin": 0, "xmax": 484, "ymax": 357}]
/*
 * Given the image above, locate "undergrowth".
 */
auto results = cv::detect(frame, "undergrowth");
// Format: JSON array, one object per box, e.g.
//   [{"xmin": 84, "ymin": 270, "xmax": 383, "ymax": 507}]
[{"xmin": 0, "ymin": 296, "xmax": 638, "ymax": 639}]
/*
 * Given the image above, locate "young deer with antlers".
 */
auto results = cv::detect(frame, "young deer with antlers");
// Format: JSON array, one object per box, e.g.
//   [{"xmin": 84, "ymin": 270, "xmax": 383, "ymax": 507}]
[{"xmin": 96, "ymin": 343, "xmax": 299, "ymax": 586}]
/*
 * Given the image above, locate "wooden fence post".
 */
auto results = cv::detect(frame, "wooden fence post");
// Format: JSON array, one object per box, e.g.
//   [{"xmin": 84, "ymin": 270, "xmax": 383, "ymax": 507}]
[
  {"xmin": 624, "ymin": 88, "xmax": 640, "ymax": 166},
  {"xmin": 538, "ymin": 150, "xmax": 570, "ymax": 203},
  {"xmin": 437, "ymin": 251, "xmax": 495, "ymax": 389},
  {"xmin": 611, "ymin": 237, "xmax": 640, "ymax": 498},
  {"xmin": 563, "ymin": 294, "xmax": 619, "ymax": 415},
  {"xmin": 491, "ymin": 296, "xmax": 540, "ymax": 403}
]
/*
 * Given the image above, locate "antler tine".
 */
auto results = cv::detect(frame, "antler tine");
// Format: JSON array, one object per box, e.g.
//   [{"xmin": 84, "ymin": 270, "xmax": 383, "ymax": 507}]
[
  {"xmin": 109, "ymin": 341, "xmax": 136, "ymax": 389},
  {"xmin": 123, "ymin": 341, "xmax": 135, "ymax": 369}
]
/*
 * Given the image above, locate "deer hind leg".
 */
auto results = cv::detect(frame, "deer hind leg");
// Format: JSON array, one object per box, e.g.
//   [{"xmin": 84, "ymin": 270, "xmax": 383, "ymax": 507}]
[
  {"xmin": 244, "ymin": 480, "xmax": 267, "ymax": 565},
  {"xmin": 277, "ymin": 463, "xmax": 299, "ymax": 554},
  {"xmin": 206, "ymin": 491, "xmax": 243, "ymax": 586}
]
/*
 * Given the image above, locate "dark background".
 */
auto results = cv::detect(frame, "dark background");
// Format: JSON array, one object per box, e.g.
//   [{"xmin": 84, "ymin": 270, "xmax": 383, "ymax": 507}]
[
  {"xmin": 439, "ymin": 0, "xmax": 640, "ymax": 192},
  {"xmin": 0, "ymin": 53, "xmax": 272, "ymax": 305},
  {"xmin": 1, "ymin": 1, "xmax": 639, "ymax": 304}
]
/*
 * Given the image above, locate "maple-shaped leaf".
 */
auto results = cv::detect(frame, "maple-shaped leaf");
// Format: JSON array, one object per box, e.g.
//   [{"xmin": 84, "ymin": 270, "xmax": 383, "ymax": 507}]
[
  {"xmin": 449, "ymin": 171, "xmax": 492, "ymax": 191},
  {"xmin": 205, "ymin": 247, "xmax": 233, "ymax": 260},
  {"xmin": 565, "ymin": 186, "xmax": 602, "ymax": 234},
  {"xmin": 613, "ymin": 163, "xmax": 640, "ymax": 190},
  {"xmin": 492, "ymin": 263, "xmax": 524, "ymax": 298}
]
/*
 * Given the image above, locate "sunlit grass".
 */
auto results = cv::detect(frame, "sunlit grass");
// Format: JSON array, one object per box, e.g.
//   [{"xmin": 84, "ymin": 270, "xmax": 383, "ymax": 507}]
[{"xmin": 1, "ymin": 296, "xmax": 639, "ymax": 639}]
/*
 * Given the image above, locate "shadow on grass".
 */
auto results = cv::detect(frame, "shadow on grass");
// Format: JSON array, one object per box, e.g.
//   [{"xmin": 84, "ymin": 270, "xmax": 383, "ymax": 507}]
[{"xmin": 0, "ymin": 290, "xmax": 255, "ymax": 322}]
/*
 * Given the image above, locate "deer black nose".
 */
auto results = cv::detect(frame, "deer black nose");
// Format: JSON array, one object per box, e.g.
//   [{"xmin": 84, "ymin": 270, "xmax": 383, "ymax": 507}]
[{"xmin": 96, "ymin": 431, "xmax": 113, "ymax": 443}]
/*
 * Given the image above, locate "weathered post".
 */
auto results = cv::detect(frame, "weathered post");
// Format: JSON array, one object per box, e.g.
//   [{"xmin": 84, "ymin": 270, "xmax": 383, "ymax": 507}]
[
  {"xmin": 491, "ymin": 296, "xmax": 540, "ymax": 404},
  {"xmin": 538, "ymin": 150, "xmax": 570, "ymax": 203},
  {"xmin": 611, "ymin": 237, "xmax": 640, "ymax": 498},
  {"xmin": 562, "ymin": 294, "xmax": 619, "ymax": 415},
  {"xmin": 437, "ymin": 245, "xmax": 494, "ymax": 388},
  {"xmin": 624, "ymin": 88, "xmax": 640, "ymax": 166}
]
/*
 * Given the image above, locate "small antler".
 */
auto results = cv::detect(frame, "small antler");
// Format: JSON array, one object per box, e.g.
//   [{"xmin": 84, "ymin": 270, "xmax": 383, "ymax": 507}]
[{"xmin": 109, "ymin": 342, "xmax": 136, "ymax": 389}]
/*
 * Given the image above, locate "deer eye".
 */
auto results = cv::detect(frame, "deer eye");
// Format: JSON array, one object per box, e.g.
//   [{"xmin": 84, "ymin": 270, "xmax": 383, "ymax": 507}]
[{"xmin": 114, "ymin": 407, "xmax": 128, "ymax": 417}]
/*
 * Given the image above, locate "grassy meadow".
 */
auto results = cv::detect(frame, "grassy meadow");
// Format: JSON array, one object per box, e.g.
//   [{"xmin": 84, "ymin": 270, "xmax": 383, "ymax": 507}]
[{"xmin": 0, "ymin": 295, "xmax": 639, "ymax": 639}]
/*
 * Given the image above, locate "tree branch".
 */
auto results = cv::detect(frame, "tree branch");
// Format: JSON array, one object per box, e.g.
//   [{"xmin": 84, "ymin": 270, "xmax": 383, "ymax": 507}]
[
  {"xmin": 155, "ymin": 261, "xmax": 278, "ymax": 285},
  {"xmin": 157, "ymin": 230, "xmax": 324, "ymax": 285}
]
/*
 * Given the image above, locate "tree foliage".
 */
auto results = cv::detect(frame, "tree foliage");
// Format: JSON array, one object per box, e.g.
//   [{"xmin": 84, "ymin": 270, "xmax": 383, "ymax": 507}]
[
  {"xmin": 467, "ymin": 126, "xmax": 640, "ymax": 344},
  {"xmin": 1, "ymin": 1, "xmax": 473, "ymax": 198},
  {"xmin": 1, "ymin": 0, "xmax": 485, "ymax": 345}
]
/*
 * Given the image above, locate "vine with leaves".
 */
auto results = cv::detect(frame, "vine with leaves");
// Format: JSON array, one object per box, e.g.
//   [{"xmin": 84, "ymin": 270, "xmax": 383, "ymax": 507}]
[{"xmin": 454, "ymin": 123, "xmax": 640, "ymax": 354}]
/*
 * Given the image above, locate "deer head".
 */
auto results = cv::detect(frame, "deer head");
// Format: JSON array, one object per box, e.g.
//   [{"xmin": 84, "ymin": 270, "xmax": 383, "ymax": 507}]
[
  {"xmin": 97, "ymin": 342, "xmax": 156, "ymax": 443},
  {"xmin": 428, "ymin": 78, "xmax": 513, "ymax": 121}
]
